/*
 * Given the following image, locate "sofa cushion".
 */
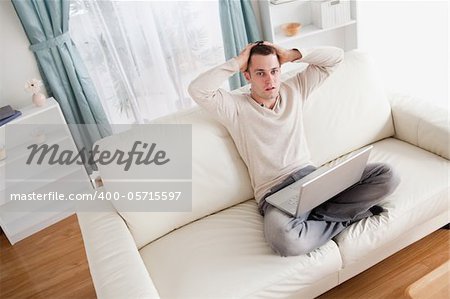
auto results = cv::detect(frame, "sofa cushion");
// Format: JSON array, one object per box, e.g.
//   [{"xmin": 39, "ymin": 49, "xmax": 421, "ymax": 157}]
[
  {"xmin": 334, "ymin": 137, "xmax": 449, "ymax": 267},
  {"xmin": 77, "ymin": 207, "xmax": 161, "ymax": 299},
  {"xmin": 301, "ymin": 50, "xmax": 395, "ymax": 166},
  {"xmin": 139, "ymin": 200, "xmax": 342, "ymax": 299},
  {"xmin": 95, "ymin": 108, "xmax": 254, "ymax": 248},
  {"xmin": 389, "ymin": 92, "xmax": 450, "ymax": 160}
]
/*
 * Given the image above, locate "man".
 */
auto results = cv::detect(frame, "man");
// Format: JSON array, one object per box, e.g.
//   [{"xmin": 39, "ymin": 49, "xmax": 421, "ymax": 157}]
[{"xmin": 188, "ymin": 42, "xmax": 399, "ymax": 257}]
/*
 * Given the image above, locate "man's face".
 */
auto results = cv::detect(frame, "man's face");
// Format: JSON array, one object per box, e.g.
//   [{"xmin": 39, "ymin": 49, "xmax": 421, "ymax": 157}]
[{"xmin": 244, "ymin": 54, "xmax": 281, "ymax": 102}]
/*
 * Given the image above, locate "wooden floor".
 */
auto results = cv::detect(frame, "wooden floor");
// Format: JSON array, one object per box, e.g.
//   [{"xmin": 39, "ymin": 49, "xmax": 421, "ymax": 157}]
[
  {"xmin": 0, "ymin": 215, "xmax": 96, "ymax": 299},
  {"xmin": 0, "ymin": 215, "xmax": 448, "ymax": 299}
]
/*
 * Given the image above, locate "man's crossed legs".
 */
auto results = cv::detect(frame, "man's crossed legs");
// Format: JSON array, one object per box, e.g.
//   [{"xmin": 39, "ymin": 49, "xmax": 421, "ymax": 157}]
[{"xmin": 259, "ymin": 163, "xmax": 400, "ymax": 256}]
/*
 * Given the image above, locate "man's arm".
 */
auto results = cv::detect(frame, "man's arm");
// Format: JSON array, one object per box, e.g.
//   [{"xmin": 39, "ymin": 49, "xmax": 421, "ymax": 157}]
[
  {"xmin": 187, "ymin": 58, "xmax": 238, "ymax": 122},
  {"xmin": 188, "ymin": 44, "xmax": 255, "ymax": 122},
  {"xmin": 281, "ymin": 46, "xmax": 344, "ymax": 101}
]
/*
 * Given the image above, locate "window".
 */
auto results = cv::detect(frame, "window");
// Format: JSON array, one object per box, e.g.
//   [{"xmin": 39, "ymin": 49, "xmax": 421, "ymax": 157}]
[{"xmin": 70, "ymin": 0, "xmax": 226, "ymax": 124}]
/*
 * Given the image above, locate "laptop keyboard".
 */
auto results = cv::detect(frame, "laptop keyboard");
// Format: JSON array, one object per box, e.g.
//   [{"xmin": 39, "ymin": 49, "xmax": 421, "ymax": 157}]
[{"xmin": 280, "ymin": 196, "xmax": 298, "ymax": 213}]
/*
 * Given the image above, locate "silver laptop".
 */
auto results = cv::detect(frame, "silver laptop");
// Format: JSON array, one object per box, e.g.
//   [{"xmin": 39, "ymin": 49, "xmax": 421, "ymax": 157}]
[{"xmin": 266, "ymin": 145, "xmax": 373, "ymax": 217}]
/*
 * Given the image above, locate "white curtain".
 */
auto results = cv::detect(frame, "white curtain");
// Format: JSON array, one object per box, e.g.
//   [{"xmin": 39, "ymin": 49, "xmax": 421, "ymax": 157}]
[
  {"xmin": 70, "ymin": 0, "xmax": 226, "ymax": 124},
  {"xmin": 357, "ymin": 1, "xmax": 448, "ymax": 108}
]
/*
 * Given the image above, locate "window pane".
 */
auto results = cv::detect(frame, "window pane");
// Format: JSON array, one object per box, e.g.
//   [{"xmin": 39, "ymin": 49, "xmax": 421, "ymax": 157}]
[{"xmin": 70, "ymin": 0, "xmax": 226, "ymax": 124}]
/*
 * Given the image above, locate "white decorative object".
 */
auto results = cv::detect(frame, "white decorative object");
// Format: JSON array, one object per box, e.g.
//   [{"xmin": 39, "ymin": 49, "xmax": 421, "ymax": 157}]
[
  {"xmin": 24, "ymin": 78, "xmax": 46, "ymax": 107},
  {"xmin": 32, "ymin": 92, "xmax": 47, "ymax": 107},
  {"xmin": 311, "ymin": 0, "xmax": 351, "ymax": 29}
]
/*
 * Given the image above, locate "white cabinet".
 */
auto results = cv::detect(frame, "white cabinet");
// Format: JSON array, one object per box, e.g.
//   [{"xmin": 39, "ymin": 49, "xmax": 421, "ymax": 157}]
[
  {"xmin": 259, "ymin": 0, "xmax": 358, "ymax": 53},
  {"xmin": 0, "ymin": 98, "xmax": 92, "ymax": 244}
]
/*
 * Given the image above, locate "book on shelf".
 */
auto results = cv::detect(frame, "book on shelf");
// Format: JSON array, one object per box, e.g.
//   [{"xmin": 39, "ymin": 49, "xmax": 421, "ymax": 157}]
[
  {"xmin": 0, "ymin": 110, "xmax": 22, "ymax": 126},
  {"xmin": 0, "ymin": 105, "xmax": 15, "ymax": 121}
]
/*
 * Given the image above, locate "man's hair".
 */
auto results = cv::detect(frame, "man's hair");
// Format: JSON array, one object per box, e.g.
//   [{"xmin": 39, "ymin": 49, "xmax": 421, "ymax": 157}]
[{"xmin": 247, "ymin": 44, "xmax": 280, "ymax": 70}]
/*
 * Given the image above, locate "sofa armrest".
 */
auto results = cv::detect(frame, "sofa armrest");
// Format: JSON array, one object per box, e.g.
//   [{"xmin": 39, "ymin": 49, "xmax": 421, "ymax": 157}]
[
  {"xmin": 77, "ymin": 207, "xmax": 160, "ymax": 299},
  {"xmin": 388, "ymin": 92, "xmax": 449, "ymax": 160}
]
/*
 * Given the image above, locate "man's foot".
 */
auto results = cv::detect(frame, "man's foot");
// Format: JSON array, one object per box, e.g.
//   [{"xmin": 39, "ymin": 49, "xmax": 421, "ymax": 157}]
[
  {"xmin": 369, "ymin": 205, "xmax": 384, "ymax": 216},
  {"xmin": 347, "ymin": 206, "xmax": 385, "ymax": 226}
]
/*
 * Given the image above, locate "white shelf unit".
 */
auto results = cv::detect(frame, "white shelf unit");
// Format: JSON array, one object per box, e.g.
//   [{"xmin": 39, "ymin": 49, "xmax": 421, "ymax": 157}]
[
  {"xmin": 259, "ymin": 0, "xmax": 358, "ymax": 51},
  {"xmin": 0, "ymin": 98, "xmax": 93, "ymax": 244}
]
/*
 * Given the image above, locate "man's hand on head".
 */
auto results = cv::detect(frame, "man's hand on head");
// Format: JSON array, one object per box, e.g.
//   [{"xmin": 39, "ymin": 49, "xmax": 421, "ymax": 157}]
[
  {"xmin": 236, "ymin": 43, "xmax": 257, "ymax": 72},
  {"xmin": 263, "ymin": 41, "xmax": 302, "ymax": 65}
]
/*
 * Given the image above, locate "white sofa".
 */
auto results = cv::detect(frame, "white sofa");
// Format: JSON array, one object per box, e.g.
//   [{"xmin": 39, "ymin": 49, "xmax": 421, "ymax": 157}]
[{"xmin": 78, "ymin": 50, "xmax": 449, "ymax": 299}]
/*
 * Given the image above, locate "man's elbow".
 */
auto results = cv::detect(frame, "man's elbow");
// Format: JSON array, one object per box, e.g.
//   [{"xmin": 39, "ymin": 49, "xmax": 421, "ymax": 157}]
[
  {"xmin": 188, "ymin": 79, "xmax": 213, "ymax": 105},
  {"xmin": 187, "ymin": 79, "xmax": 202, "ymax": 103}
]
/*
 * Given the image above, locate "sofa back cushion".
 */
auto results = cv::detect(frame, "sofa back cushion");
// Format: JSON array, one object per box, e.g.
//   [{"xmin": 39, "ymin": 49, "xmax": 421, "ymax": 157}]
[
  {"xmin": 300, "ymin": 50, "xmax": 394, "ymax": 165},
  {"xmin": 95, "ymin": 109, "xmax": 254, "ymax": 249}
]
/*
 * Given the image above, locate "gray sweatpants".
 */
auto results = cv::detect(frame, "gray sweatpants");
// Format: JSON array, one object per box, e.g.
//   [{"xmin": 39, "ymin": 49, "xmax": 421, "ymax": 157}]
[{"xmin": 259, "ymin": 163, "xmax": 400, "ymax": 257}]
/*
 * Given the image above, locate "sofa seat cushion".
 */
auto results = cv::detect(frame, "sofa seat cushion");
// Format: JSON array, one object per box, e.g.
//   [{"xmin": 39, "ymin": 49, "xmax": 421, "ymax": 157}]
[
  {"xmin": 335, "ymin": 138, "xmax": 449, "ymax": 267},
  {"xmin": 139, "ymin": 200, "xmax": 342, "ymax": 299},
  {"xmin": 96, "ymin": 108, "xmax": 254, "ymax": 249}
]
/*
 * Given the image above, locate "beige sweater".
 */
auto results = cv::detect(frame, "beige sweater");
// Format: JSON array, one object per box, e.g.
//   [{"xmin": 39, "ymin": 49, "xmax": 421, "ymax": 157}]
[{"xmin": 188, "ymin": 47, "xmax": 344, "ymax": 203}]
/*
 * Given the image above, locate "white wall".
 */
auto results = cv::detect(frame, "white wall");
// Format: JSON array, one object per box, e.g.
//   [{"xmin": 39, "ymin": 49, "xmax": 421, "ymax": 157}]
[
  {"xmin": 0, "ymin": 0, "xmax": 46, "ymax": 109},
  {"xmin": 357, "ymin": 0, "xmax": 448, "ymax": 109}
]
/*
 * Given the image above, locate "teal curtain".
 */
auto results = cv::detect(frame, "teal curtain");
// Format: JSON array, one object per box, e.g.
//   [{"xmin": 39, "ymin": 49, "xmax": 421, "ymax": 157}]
[
  {"xmin": 219, "ymin": 0, "xmax": 261, "ymax": 90},
  {"xmin": 11, "ymin": 0, "xmax": 111, "ymax": 172}
]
